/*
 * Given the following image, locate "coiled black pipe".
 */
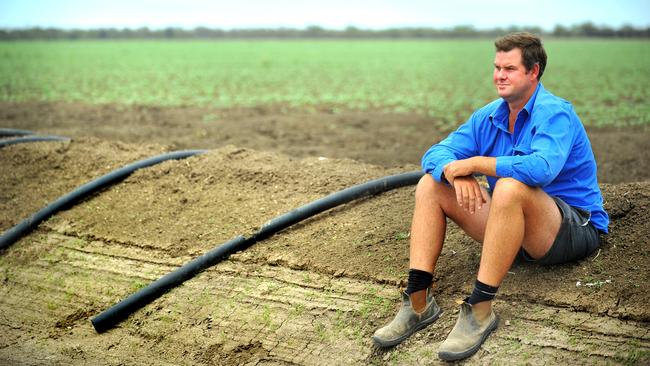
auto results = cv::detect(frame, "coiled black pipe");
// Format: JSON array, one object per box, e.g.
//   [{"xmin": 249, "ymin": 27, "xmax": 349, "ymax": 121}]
[
  {"xmin": 0, "ymin": 150, "xmax": 207, "ymax": 250},
  {"xmin": 0, "ymin": 128, "xmax": 35, "ymax": 137},
  {"xmin": 91, "ymin": 170, "xmax": 424, "ymax": 332},
  {"xmin": 0, "ymin": 135, "xmax": 71, "ymax": 148}
]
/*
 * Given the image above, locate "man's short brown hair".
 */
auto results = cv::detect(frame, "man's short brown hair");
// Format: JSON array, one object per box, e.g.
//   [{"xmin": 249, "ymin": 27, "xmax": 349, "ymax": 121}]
[{"xmin": 495, "ymin": 32, "xmax": 547, "ymax": 80}]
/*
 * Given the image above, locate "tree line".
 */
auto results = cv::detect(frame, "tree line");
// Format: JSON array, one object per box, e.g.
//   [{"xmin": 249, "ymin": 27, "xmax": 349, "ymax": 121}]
[{"xmin": 1, "ymin": 23, "xmax": 648, "ymax": 40}]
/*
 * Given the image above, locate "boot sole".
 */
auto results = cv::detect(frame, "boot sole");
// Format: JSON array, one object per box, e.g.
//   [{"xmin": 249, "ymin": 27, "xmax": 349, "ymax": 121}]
[
  {"xmin": 371, "ymin": 308, "xmax": 443, "ymax": 348},
  {"xmin": 438, "ymin": 315, "xmax": 499, "ymax": 361}
]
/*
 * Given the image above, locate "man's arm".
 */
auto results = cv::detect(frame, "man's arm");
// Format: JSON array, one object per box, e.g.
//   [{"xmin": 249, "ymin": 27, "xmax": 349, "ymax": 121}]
[
  {"xmin": 444, "ymin": 156, "xmax": 496, "ymax": 181},
  {"xmin": 422, "ymin": 115, "xmax": 479, "ymax": 183},
  {"xmin": 443, "ymin": 157, "xmax": 495, "ymax": 214}
]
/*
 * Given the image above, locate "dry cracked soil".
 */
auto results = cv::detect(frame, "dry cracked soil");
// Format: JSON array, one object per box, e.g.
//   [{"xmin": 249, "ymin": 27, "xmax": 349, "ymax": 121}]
[{"xmin": 0, "ymin": 102, "xmax": 649, "ymax": 365}]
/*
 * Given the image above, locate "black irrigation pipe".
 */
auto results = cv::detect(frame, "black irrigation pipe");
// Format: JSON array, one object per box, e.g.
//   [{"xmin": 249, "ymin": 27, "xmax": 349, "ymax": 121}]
[
  {"xmin": 0, "ymin": 128, "xmax": 35, "ymax": 137},
  {"xmin": 0, "ymin": 135, "xmax": 71, "ymax": 148},
  {"xmin": 0, "ymin": 150, "xmax": 207, "ymax": 251},
  {"xmin": 90, "ymin": 170, "xmax": 424, "ymax": 333}
]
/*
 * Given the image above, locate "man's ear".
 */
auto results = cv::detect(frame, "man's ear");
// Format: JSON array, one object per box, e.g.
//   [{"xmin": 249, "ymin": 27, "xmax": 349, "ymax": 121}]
[{"xmin": 529, "ymin": 63, "xmax": 540, "ymax": 80}]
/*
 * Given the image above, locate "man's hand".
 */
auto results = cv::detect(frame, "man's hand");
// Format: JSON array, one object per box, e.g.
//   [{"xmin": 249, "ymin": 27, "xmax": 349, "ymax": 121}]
[
  {"xmin": 443, "ymin": 158, "xmax": 476, "ymax": 184},
  {"xmin": 443, "ymin": 157, "xmax": 493, "ymax": 213},
  {"xmin": 451, "ymin": 176, "xmax": 488, "ymax": 214},
  {"xmin": 443, "ymin": 156, "xmax": 497, "ymax": 186}
]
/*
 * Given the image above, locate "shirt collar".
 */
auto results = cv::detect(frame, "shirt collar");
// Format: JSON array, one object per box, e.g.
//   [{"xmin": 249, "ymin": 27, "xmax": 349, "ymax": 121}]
[
  {"xmin": 490, "ymin": 82, "xmax": 543, "ymax": 131},
  {"xmin": 523, "ymin": 82, "xmax": 543, "ymax": 115}
]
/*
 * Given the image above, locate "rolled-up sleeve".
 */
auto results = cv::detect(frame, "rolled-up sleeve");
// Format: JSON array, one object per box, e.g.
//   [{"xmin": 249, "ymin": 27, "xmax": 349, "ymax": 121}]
[
  {"xmin": 421, "ymin": 116, "xmax": 479, "ymax": 183},
  {"xmin": 495, "ymin": 108, "xmax": 573, "ymax": 187}
]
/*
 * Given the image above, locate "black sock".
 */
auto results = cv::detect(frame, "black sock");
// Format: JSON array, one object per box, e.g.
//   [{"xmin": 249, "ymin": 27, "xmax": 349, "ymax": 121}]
[
  {"xmin": 467, "ymin": 279, "xmax": 499, "ymax": 305},
  {"xmin": 405, "ymin": 269, "xmax": 433, "ymax": 295}
]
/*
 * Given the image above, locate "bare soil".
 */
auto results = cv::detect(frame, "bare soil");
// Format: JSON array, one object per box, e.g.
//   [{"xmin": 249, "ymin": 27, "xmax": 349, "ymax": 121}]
[
  {"xmin": 2, "ymin": 101, "xmax": 650, "ymax": 184},
  {"xmin": 0, "ymin": 102, "xmax": 649, "ymax": 365}
]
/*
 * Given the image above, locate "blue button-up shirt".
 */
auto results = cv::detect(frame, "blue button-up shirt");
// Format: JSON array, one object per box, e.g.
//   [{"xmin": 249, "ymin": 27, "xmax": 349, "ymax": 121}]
[{"xmin": 422, "ymin": 83, "xmax": 609, "ymax": 233}]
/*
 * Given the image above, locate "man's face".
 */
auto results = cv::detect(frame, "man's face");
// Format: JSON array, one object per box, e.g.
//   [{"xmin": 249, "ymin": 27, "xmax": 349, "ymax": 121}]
[{"xmin": 493, "ymin": 48, "xmax": 538, "ymax": 103}]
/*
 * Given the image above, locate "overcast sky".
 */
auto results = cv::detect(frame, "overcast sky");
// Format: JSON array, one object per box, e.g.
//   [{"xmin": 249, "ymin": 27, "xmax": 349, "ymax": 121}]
[{"xmin": 1, "ymin": 0, "xmax": 648, "ymax": 30}]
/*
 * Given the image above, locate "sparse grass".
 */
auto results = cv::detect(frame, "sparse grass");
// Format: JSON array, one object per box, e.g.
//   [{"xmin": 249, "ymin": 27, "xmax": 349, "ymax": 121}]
[
  {"xmin": 358, "ymin": 286, "xmax": 393, "ymax": 320},
  {"xmin": 289, "ymin": 302, "xmax": 306, "ymax": 317},
  {"xmin": 384, "ymin": 265, "xmax": 399, "ymax": 278},
  {"xmin": 314, "ymin": 322, "xmax": 328, "ymax": 341},
  {"xmin": 419, "ymin": 348, "xmax": 434, "ymax": 359},
  {"xmin": 195, "ymin": 287, "xmax": 215, "ymax": 306},
  {"xmin": 129, "ymin": 280, "xmax": 147, "ymax": 292},
  {"xmin": 42, "ymin": 247, "xmax": 63, "ymax": 265},
  {"xmin": 103, "ymin": 285, "xmax": 115, "ymax": 297},
  {"xmin": 217, "ymin": 329, "xmax": 228, "ymax": 344},
  {"xmin": 302, "ymin": 273, "xmax": 312, "ymax": 283},
  {"xmin": 157, "ymin": 314, "xmax": 173, "ymax": 323},
  {"xmin": 332, "ymin": 309, "xmax": 347, "ymax": 332},
  {"xmin": 617, "ymin": 340, "xmax": 650, "ymax": 366},
  {"xmin": 1, "ymin": 266, "xmax": 13, "ymax": 282},
  {"xmin": 68, "ymin": 238, "xmax": 86, "ymax": 247},
  {"xmin": 351, "ymin": 325, "xmax": 364, "ymax": 346},
  {"xmin": 394, "ymin": 231, "xmax": 410, "ymax": 241},
  {"xmin": 330, "ymin": 308, "xmax": 369, "ymax": 344},
  {"xmin": 64, "ymin": 291, "xmax": 75, "ymax": 303},
  {"xmin": 47, "ymin": 272, "xmax": 66, "ymax": 288},
  {"xmin": 263, "ymin": 282, "xmax": 280, "ymax": 294},
  {"xmin": 625, "ymin": 349, "xmax": 650, "ymax": 366},
  {"xmin": 260, "ymin": 305, "xmax": 272, "ymax": 328}
]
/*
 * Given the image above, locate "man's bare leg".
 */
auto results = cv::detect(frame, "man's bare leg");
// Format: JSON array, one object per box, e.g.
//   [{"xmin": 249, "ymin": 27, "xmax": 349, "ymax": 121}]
[
  {"xmin": 408, "ymin": 175, "xmax": 561, "ymax": 311},
  {"xmin": 408, "ymin": 174, "xmax": 490, "ymax": 311},
  {"xmin": 472, "ymin": 177, "xmax": 561, "ymax": 318},
  {"xmin": 372, "ymin": 174, "xmax": 493, "ymax": 348}
]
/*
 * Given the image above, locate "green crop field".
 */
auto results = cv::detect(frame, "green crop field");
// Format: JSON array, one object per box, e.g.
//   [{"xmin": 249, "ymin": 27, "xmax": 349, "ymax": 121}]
[{"xmin": 1, "ymin": 40, "xmax": 648, "ymax": 128}]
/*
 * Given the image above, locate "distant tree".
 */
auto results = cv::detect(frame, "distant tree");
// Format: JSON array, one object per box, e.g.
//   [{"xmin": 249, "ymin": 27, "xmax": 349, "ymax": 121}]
[
  {"xmin": 451, "ymin": 25, "xmax": 478, "ymax": 38},
  {"xmin": 576, "ymin": 22, "xmax": 598, "ymax": 37},
  {"xmin": 305, "ymin": 25, "xmax": 326, "ymax": 38},
  {"xmin": 0, "ymin": 23, "xmax": 648, "ymax": 40},
  {"xmin": 553, "ymin": 24, "xmax": 570, "ymax": 37}
]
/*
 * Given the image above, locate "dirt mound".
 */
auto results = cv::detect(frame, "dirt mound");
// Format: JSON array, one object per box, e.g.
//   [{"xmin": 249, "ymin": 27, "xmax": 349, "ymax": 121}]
[
  {"xmin": 1, "ymin": 139, "xmax": 648, "ymax": 365},
  {"xmin": 2, "ymin": 101, "xmax": 649, "ymax": 184},
  {"xmin": 0, "ymin": 137, "xmax": 167, "ymax": 231}
]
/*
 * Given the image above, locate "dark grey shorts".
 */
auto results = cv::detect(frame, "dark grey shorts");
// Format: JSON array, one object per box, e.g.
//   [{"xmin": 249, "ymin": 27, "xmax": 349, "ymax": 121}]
[{"xmin": 517, "ymin": 196, "xmax": 602, "ymax": 265}]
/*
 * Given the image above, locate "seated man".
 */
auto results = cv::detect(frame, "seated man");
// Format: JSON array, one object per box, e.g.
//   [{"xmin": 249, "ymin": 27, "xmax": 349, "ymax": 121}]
[{"xmin": 372, "ymin": 32, "xmax": 609, "ymax": 362}]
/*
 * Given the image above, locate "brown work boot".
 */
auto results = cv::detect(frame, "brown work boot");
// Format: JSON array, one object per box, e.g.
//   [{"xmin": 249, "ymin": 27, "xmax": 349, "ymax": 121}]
[
  {"xmin": 438, "ymin": 300, "xmax": 498, "ymax": 361},
  {"xmin": 372, "ymin": 288, "xmax": 442, "ymax": 348}
]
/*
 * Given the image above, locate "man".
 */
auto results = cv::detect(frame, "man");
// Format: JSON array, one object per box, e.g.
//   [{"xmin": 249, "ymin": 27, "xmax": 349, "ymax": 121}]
[{"xmin": 372, "ymin": 32, "xmax": 608, "ymax": 361}]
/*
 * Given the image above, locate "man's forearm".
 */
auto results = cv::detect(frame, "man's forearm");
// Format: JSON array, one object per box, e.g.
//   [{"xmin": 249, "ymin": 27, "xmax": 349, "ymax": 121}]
[
  {"xmin": 443, "ymin": 156, "xmax": 498, "ymax": 183},
  {"xmin": 469, "ymin": 156, "xmax": 497, "ymax": 177}
]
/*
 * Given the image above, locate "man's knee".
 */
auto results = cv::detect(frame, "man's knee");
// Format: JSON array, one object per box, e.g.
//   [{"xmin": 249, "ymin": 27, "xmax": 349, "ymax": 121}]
[
  {"xmin": 491, "ymin": 177, "xmax": 530, "ymax": 207},
  {"xmin": 415, "ymin": 174, "xmax": 447, "ymax": 202}
]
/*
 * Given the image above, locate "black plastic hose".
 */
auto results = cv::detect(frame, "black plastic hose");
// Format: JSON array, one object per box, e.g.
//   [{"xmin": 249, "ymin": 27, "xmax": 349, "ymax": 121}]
[
  {"xmin": 91, "ymin": 170, "xmax": 424, "ymax": 332},
  {"xmin": 0, "ymin": 150, "xmax": 207, "ymax": 250},
  {"xmin": 0, "ymin": 128, "xmax": 35, "ymax": 137},
  {"xmin": 0, "ymin": 135, "xmax": 71, "ymax": 148},
  {"xmin": 253, "ymin": 171, "xmax": 425, "ymax": 240}
]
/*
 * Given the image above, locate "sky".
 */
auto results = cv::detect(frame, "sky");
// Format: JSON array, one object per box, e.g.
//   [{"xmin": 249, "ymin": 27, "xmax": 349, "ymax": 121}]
[{"xmin": 0, "ymin": 0, "xmax": 648, "ymax": 31}]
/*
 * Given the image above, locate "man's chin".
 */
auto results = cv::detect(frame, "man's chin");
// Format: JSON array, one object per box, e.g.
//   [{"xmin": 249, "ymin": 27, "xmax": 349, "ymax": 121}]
[{"xmin": 497, "ymin": 90, "xmax": 510, "ymax": 99}]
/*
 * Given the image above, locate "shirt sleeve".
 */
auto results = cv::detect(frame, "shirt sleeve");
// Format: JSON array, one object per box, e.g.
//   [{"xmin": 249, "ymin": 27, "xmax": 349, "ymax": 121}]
[
  {"xmin": 421, "ymin": 116, "xmax": 479, "ymax": 183},
  {"xmin": 495, "ymin": 108, "xmax": 573, "ymax": 187}
]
